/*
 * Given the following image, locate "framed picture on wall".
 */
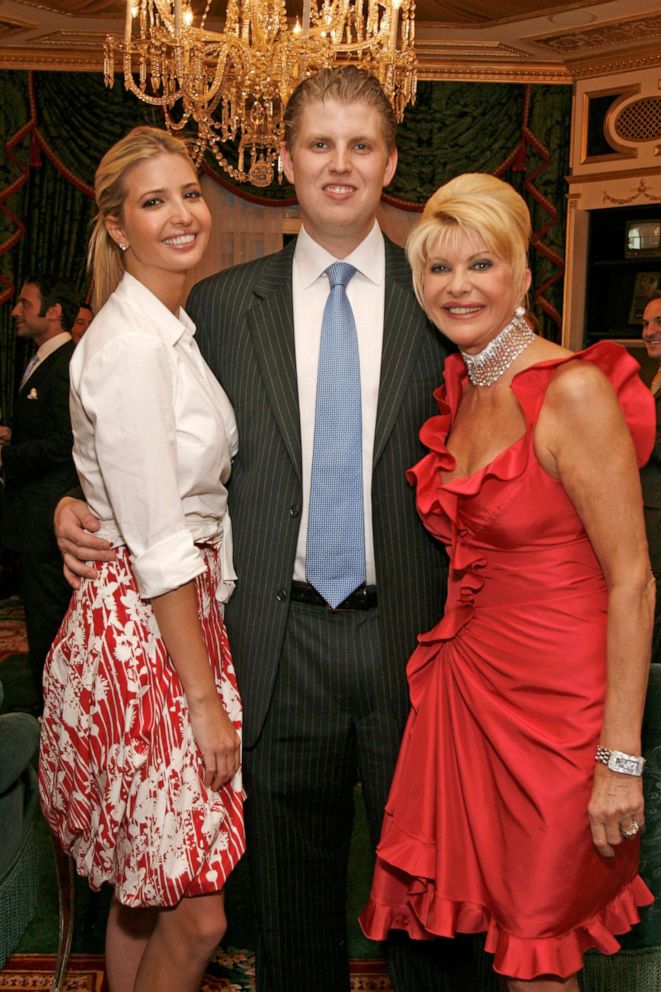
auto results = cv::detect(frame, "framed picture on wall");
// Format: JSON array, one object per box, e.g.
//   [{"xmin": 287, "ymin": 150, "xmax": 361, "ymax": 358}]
[{"xmin": 628, "ymin": 271, "xmax": 661, "ymax": 325}]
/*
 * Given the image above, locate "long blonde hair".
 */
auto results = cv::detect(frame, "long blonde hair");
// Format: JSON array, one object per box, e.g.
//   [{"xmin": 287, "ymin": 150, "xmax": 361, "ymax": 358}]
[
  {"xmin": 88, "ymin": 126, "xmax": 194, "ymax": 312},
  {"xmin": 406, "ymin": 173, "xmax": 532, "ymax": 316}
]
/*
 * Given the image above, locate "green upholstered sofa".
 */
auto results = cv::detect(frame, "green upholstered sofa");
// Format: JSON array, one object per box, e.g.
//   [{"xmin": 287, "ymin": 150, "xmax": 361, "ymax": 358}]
[
  {"xmin": 0, "ymin": 679, "xmax": 40, "ymax": 968},
  {"xmin": 472, "ymin": 664, "xmax": 661, "ymax": 991}
]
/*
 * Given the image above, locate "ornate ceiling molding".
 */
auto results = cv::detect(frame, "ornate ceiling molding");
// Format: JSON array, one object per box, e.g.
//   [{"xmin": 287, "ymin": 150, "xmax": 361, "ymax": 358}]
[
  {"xmin": 417, "ymin": 59, "xmax": 572, "ymax": 84},
  {"xmin": 528, "ymin": 12, "xmax": 661, "ymax": 53},
  {"xmin": 568, "ymin": 45, "xmax": 661, "ymax": 78},
  {"xmin": 0, "ymin": 14, "xmax": 37, "ymax": 38},
  {"xmin": 26, "ymin": 30, "xmax": 108, "ymax": 48}
]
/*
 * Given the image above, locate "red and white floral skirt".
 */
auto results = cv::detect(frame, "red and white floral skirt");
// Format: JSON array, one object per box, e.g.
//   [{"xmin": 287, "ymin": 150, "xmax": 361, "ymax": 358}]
[{"xmin": 39, "ymin": 544, "xmax": 245, "ymax": 907}]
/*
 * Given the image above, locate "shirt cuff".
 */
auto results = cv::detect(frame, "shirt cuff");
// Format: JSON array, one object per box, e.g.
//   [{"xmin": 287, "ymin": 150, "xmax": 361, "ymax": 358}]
[{"xmin": 132, "ymin": 530, "xmax": 206, "ymax": 599}]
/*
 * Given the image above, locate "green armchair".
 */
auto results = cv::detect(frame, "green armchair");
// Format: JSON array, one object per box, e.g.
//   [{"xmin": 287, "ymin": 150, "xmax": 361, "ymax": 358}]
[{"xmin": 0, "ymin": 678, "xmax": 40, "ymax": 969}]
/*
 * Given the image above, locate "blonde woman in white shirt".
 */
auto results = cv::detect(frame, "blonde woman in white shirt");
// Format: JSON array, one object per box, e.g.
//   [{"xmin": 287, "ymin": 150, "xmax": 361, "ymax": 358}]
[{"xmin": 39, "ymin": 127, "xmax": 245, "ymax": 992}]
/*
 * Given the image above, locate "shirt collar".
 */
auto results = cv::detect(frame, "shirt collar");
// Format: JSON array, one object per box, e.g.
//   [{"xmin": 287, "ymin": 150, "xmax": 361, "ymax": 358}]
[
  {"xmin": 294, "ymin": 221, "xmax": 385, "ymax": 289},
  {"xmin": 36, "ymin": 331, "xmax": 72, "ymax": 361},
  {"xmin": 117, "ymin": 272, "xmax": 196, "ymax": 346}
]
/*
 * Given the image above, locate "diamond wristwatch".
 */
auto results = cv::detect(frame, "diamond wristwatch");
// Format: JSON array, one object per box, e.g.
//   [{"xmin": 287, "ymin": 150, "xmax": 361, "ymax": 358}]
[{"xmin": 595, "ymin": 745, "xmax": 645, "ymax": 776}]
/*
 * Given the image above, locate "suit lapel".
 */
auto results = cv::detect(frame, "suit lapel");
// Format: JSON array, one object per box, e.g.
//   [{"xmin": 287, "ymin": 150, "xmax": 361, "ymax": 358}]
[
  {"xmin": 19, "ymin": 339, "xmax": 71, "ymax": 395},
  {"xmin": 374, "ymin": 240, "xmax": 426, "ymax": 465},
  {"xmin": 247, "ymin": 243, "xmax": 302, "ymax": 480},
  {"xmin": 245, "ymin": 238, "xmax": 425, "ymax": 478}
]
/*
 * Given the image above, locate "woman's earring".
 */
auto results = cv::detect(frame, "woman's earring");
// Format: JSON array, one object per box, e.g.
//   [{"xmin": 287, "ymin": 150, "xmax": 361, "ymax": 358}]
[
  {"xmin": 118, "ymin": 243, "xmax": 128, "ymax": 252},
  {"xmin": 515, "ymin": 305, "xmax": 526, "ymax": 318}
]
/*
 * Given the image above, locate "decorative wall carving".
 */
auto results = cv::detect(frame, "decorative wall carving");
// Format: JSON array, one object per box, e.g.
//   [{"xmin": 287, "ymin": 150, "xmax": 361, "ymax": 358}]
[
  {"xmin": 530, "ymin": 14, "xmax": 661, "ymax": 53},
  {"xmin": 602, "ymin": 178, "xmax": 661, "ymax": 205}
]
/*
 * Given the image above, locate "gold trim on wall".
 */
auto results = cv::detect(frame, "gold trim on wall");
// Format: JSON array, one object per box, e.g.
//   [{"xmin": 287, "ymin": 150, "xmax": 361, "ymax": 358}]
[
  {"xmin": 580, "ymin": 84, "xmax": 640, "ymax": 164},
  {"xmin": 567, "ymin": 165, "xmax": 661, "ymax": 184}
]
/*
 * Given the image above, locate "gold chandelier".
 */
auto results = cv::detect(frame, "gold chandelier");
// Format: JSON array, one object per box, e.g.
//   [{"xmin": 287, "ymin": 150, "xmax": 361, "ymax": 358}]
[{"xmin": 104, "ymin": 0, "xmax": 417, "ymax": 187}]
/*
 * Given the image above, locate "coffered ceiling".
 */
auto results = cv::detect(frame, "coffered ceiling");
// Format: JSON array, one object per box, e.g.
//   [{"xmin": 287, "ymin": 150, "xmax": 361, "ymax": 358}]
[{"xmin": 0, "ymin": 0, "xmax": 660, "ymax": 81}]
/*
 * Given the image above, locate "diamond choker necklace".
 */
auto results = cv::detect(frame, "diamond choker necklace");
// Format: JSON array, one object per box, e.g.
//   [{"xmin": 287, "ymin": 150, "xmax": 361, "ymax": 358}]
[{"xmin": 460, "ymin": 307, "xmax": 535, "ymax": 387}]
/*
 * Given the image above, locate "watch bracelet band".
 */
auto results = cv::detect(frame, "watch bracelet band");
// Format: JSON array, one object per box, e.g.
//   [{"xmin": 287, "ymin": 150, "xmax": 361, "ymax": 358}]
[{"xmin": 595, "ymin": 745, "xmax": 645, "ymax": 775}]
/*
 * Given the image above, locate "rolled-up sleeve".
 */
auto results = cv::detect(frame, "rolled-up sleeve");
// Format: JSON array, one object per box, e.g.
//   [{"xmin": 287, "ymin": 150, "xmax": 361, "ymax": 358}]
[{"xmin": 78, "ymin": 332, "xmax": 205, "ymax": 598}]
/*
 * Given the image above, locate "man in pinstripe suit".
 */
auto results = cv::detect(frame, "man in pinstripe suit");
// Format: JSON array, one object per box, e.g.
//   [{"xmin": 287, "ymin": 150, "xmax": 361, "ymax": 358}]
[{"xmin": 55, "ymin": 69, "xmax": 470, "ymax": 992}]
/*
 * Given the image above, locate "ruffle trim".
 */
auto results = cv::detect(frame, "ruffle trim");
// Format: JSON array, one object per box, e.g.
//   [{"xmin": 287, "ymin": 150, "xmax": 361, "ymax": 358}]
[
  {"xmin": 360, "ymin": 861, "xmax": 654, "ymax": 981},
  {"xmin": 409, "ymin": 340, "xmax": 653, "ymax": 513},
  {"xmin": 406, "ymin": 341, "xmax": 655, "ymax": 648}
]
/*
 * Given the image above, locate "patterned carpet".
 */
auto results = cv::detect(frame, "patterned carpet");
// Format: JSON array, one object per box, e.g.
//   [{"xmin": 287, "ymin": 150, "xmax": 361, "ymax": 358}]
[
  {"xmin": 0, "ymin": 952, "xmax": 392, "ymax": 991},
  {"xmin": 0, "ymin": 595, "xmax": 28, "ymax": 661}
]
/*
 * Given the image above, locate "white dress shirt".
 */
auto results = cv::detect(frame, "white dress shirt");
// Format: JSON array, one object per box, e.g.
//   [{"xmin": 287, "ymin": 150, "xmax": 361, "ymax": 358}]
[
  {"xmin": 292, "ymin": 222, "xmax": 385, "ymax": 585},
  {"xmin": 70, "ymin": 273, "xmax": 238, "ymax": 601}
]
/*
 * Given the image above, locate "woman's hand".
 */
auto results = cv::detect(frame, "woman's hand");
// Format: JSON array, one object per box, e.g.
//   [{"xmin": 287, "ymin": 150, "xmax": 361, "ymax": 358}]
[
  {"xmin": 188, "ymin": 696, "xmax": 241, "ymax": 792},
  {"xmin": 587, "ymin": 763, "xmax": 645, "ymax": 858}
]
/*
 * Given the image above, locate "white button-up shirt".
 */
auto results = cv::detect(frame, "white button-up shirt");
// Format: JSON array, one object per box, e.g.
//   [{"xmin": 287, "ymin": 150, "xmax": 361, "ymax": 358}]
[
  {"xmin": 292, "ymin": 222, "xmax": 385, "ymax": 585},
  {"xmin": 70, "ymin": 273, "xmax": 238, "ymax": 601}
]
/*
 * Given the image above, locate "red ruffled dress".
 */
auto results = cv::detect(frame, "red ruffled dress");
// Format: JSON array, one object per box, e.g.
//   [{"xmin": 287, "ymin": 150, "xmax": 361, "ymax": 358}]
[{"xmin": 360, "ymin": 342, "xmax": 655, "ymax": 979}]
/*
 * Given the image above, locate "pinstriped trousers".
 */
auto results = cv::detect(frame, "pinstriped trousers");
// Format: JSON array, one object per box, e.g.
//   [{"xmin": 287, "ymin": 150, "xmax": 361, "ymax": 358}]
[{"xmin": 243, "ymin": 601, "xmax": 471, "ymax": 992}]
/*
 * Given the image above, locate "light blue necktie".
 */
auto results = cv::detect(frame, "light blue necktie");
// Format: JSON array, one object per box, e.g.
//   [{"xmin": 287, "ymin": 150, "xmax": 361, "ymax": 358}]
[
  {"xmin": 306, "ymin": 262, "xmax": 366, "ymax": 608},
  {"xmin": 19, "ymin": 353, "xmax": 39, "ymax": 391}
]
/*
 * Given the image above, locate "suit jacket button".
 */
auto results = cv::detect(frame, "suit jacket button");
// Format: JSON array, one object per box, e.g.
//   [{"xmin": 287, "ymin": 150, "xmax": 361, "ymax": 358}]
[
  {"xmin": 289, "ymin": 504, "xmax": 300, "ymax": 518},
  {"xmin": 276, "ymin": 587, "xmax": 288, "ymax": 602}
]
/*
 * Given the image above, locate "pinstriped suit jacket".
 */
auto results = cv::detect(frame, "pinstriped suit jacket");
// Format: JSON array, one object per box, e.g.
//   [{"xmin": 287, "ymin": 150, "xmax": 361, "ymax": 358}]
[{"xmin": 187, "ymin": 236, "xmax": 449, "ymax": 747}]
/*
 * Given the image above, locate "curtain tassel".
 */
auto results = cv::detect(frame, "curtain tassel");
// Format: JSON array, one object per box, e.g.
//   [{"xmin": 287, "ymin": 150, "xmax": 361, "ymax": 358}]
[{"xmin": 29, "ymin": 130, "xmax": 42, "ymax": 168}]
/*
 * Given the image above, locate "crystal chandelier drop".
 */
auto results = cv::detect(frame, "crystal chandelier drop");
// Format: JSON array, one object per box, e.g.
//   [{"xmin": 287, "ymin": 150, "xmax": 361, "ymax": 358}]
[{"xmin": 104, "ymin": 0, "xmax": 417, "ymax": 187}]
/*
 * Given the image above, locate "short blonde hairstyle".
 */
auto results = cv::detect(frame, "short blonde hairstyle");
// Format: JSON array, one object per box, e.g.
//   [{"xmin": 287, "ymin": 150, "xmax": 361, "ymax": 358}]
[
  {"xmin": 406, "ymin": 173, "xmax": 531, "ymax": 314},
  {"xmin": 88, "ymin": 126, "xmax": 194, "ymax": 312}
]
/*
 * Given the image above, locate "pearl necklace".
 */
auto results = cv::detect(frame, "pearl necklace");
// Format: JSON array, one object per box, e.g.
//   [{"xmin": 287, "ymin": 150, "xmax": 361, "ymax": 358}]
[{"xmin": 460, "ymin": 307, "xmax": 535, "ymax": 387}]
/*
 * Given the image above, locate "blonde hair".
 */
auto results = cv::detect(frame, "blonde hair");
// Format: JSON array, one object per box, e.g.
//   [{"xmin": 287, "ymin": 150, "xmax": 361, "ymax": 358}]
[
  {"xmin": 88, "ymin": 126, "xmax": 194, "ymax": 312},
  {"xmin": 283, "ymin": 66, "xmax": 397, "ymax": 151},
  {"xmin": 406, "ymin": 173, "xmax": 532, "ymax": 314}
]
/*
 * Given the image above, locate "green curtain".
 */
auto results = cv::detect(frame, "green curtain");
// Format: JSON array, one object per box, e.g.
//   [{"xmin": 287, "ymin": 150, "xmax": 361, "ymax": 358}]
[{"xmin": 0, "ymin": 69, "xmax": 572, "ymax": 418}]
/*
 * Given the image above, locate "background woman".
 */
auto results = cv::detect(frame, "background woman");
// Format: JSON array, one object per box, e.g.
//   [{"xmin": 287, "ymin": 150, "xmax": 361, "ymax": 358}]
[
  {"xmin": 360, "ymin": 173, "xmax": 655, "ymax": 991},
  {"xmin": 39, "ymin": 127, "xmax": 245, "ymax": 992}
]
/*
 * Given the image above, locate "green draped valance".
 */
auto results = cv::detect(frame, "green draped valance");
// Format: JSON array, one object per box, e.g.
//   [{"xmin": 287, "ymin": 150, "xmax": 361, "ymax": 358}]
[{"xmin": 0, "ymin": 69, "xmax": 571, "ymax": 420}]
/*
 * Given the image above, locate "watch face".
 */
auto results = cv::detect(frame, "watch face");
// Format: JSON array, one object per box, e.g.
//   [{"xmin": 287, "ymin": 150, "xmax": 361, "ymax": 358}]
[{"xmin": 610, "ymin": 753, "xmax": 642, "ymax": 775}]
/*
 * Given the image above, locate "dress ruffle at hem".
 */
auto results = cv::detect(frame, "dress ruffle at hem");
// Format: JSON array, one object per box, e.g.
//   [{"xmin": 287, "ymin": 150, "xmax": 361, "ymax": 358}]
[{"xmin": 360, "ymin": 861, "xmax": 654, "ymax": 981}]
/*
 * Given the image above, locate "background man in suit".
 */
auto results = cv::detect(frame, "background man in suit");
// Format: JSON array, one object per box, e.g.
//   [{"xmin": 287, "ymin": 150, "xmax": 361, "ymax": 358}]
[
  {"xmin": 1, "ymin": 274, "xmax": 78, "ymax": 712},
  {"xmin": 55, "ymin": 69, "xmax": 468, "ymax": 991},
  {"xmin": 641, "ymin": 290, "xmax": 661, "ymax": 663},
  {"xmin": 71, "ymin": 302, "xmax": 94, "ymax": 344}
]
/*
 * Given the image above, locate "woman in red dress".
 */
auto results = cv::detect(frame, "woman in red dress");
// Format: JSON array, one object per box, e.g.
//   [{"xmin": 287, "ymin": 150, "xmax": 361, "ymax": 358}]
[
  {"xmin": 360, "ymin": 173, "xmax": 655, "ymax": 991},
  {"xmin": 39, "ymin": 128, "xmax": 245, "ymax": 992}
]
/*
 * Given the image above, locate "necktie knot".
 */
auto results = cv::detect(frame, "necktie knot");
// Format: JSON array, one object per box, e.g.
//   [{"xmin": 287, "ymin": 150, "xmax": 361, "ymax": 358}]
[{"xmin": 326, "ymin": 262, "xmax": 356, "ymax": 291}]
